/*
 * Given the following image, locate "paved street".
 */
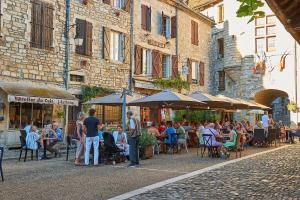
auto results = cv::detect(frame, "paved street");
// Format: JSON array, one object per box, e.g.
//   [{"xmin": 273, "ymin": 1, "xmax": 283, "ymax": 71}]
[
  {"xmin": 0, "ymin": 146, "xmax": 281, "ymax": 200},
  {"xmin": 127, "ymin": 144, "xmax": 300, "ymax": 200}
]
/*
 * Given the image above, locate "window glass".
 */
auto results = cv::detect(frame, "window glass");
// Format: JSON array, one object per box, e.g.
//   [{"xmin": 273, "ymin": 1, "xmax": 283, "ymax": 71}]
[
  {"xmin": 110, "ymin": 31, "xmax": 124, "ymax": 62},
  {"xmin": 142, "ymin": 49, "xmax": 152, "ymax": 75},
  {"xmin": 267, "ymin": 36, "xmax": 276, "ymax": 52},
  {"xmin": 162, "ymin": 55, "xmax": 171, "ymax": 78},
  {"xmin": 32, "ymin": 104, "xmax": 43, "ymax": 128},
  {"xmin": 255, "ymin": 17, "xmax": 264, "ymax": 26},
  {"xmin": 266, "ymin": 15, "xmax": 276, "ymax": 24},
  {"xmin": 9, "ymin": 103, "xmax": 21, "ymax": 129},
  {"xmin": 113, "ymin": 0, "xmax": 124, "ymax": 9},
  {"xmin": 255, "ymin": 38, "xmax": 265, "ymax": 53},
  {"xmin": 192, "ymin": 62, "xmax": 199, "ymax": 82},
  {"xmin": 255, "ymin": 27, "xmax": 264, "ymax": 36},
  {"xmin": 266, "ymin": 26, "xmax": 276, "ymax": 35},
  {"xmin": 21, "ymin": 103, "xmax": 32, "ymax": 128},
  {"xmin": 43, "ymin": 105, "xmax": 53, "ymax": 126}
]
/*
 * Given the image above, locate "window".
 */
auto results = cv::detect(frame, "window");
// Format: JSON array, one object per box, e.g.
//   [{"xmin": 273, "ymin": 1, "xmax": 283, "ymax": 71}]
[
  {"xmin": 142, "ymin": 49, "xmax": 152, "ymax": 75},
  {"xmin": 31, "ymin": 0, "xmax": 54, "ymax": 50},
  {"xmin": 70, "ymin": 74, "xmax": 85, "ymax": 82},
  {"xmin": 95, "ymin": 105, "xmax": 121, "ymax": 123},
  {"xmin": 103, "ymin": 0, "xmax": 130, "ymax": 12},
  {"xmin": 162, "ymin": 14, "xmax": 171, "ymax": 38},
  {"xmin": 255, "ymin": 37, "xmax": 265, "ymax": 53},
  {"xmin": 218, "ymin": 4, "xmax": 224, "ymax": 23},
  {"xmin": 267, "ymin": 36, "xmax": 276, "ymax": 52},
  {"xmin": 75, "ymin": 19, "xmax": 93, "ymax": 56},
  {"xmin": 141, "ymin": 5, "xmax": 151, "ymax": 31},
  {"xmin": 217, "ymin": 38, "xmax": 224, "ymax": 58},
  {"xmin": 112, "ymin": 0, "xmax": 124, "ymax": 9},
  {"xmin": 255, "ymin": 27, "xmax": 264, "ymax": 36},
  {"xmin": 266, "ymin": 25, "xmax": 276, "ymax": 35},
  {"xmin": 218, "ymin": 71, "xmax": 225, "ymax": 91},
  {"xmin": 192, "ymin": 61, "xmax": 199, "ymax": 84},
  {"xmin": 162, "ymin": 55, "xmax": 171, "ymax": 78},
  {"xmin": 255, "ymin": 15, "xmax": 276, "ymax": 52},
  {"xmin": 9, "ymin": 102, "xmax": 53, "ymax": 129},
  {"xmin": 191, "ymin": 20, "xmax": 198, "ymax": 45},
  {"xmin": 110, "ymin": 31, "xmax": 125, "ymax": 62}
]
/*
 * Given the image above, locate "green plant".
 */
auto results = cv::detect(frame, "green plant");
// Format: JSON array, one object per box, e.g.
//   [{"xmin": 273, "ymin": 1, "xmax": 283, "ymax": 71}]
[
  {"xmin": 56, "ymin": 111, "xmax": 65, "ymax": 119},
  {"xmin": 139, "ymin": 129, "xmax": 156, "ymax": 147},
  {"xmin": 153, "ymin": 77, "xmax": 190, "ymax": 93},
  {"xmin": 81, "ymin": 85, "xmax": 114, "ymax": 102},
  {"xmin": 236, "ymin": 0, "xmax": 265, "ymax": 23},
  {"xmin": 174, "ymin": 110, "xmax": 221, "ymax": 123}
]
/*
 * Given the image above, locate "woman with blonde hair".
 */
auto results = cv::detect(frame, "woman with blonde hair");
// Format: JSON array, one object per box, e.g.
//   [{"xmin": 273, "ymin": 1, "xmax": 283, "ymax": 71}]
[{"xmin": 75, "ymin": 112, "xmax": 85, "ymax": 166}]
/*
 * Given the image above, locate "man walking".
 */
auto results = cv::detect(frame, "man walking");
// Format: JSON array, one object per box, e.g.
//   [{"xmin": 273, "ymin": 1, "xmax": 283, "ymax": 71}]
[
  {"xmin": 83, "ymin": 108, "xmax": 101, "ymax": 166},
  {"xmin": 127, "ymin": 111, "xmax": 140, "ymax": 167}
]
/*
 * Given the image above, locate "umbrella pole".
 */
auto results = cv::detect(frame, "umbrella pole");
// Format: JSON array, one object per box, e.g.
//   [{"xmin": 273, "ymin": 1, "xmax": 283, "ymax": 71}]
[{"xmin": 122, "ymin": 89, "xmax": 127, "ymax": 131}]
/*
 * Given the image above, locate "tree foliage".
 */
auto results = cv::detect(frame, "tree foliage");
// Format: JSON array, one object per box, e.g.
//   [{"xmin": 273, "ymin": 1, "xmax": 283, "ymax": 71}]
[
  {"xmin": 236, "ymin": 0, "xmax": 265, "ymax": 23},
  {"xmin": 173, "ymin": 110, "xmax": 222, "ymax": 123},
  {"xmin": 152, "ymin": 77, "xmax": 190, "ymax": 93},
  {"xmin": 81, "ymin": 85, "xmax": 114, "ymax": 102}
]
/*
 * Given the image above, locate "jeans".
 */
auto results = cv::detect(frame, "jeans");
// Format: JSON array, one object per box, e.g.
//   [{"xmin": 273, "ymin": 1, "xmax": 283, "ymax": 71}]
[
  {"xmin": 85, "ymin": 136, "xmax": 99, "ymax": 166},
  {"xmin": 128, "ymin": 137, "xmax": 139, "ymax": 165}
]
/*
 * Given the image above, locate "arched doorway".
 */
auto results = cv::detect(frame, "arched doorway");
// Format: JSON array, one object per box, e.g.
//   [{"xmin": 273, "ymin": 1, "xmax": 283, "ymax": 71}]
[{"xmin": 254, "ymin": 89, "xmax": 290, "ymax": 125}]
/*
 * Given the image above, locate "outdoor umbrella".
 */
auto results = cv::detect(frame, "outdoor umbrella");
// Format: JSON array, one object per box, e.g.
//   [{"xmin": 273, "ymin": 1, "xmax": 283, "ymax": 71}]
[
  {"xmin": 216, "ymin": 95, "xmax": 250, "ymax": 109},
  {"xmin": 85, "ymin": 93, "xmax": 137, "ymax": 106},
  {"xmin": 127, "ymin": 90, "xmax": 206, "ymax": 109},
  {"xmin": 235, "ymin": 98, "xmax": 271, "ymax": 110},
  {"xmin": 188, "ymin": 91, "xmax": 232, "ymax": 109},
  {"xmin": 248, "ymin": 109, "xmax": 265, "ymax": 114}
]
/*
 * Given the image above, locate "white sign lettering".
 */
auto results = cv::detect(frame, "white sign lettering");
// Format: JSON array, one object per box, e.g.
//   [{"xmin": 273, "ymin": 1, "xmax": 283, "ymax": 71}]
[{"xmin": 8, "ymin": 95, "xmax": 79, "ymax": 106}]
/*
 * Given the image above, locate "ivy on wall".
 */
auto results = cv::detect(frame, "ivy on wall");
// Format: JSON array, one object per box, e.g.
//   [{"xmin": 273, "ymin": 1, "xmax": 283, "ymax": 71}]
[{"xmin": 152, "ymin": 77, "xmax": 190, "ymax": 93}]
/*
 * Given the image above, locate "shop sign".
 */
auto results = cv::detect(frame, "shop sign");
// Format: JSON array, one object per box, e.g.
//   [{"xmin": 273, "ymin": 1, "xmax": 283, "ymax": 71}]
[
  {"xmin": 8, "ymin": 95, "xmax": 79, "ymax": 106},
  {"xmin": 148, "ymin": 39, "xmax": 165, "ymax": 48}
]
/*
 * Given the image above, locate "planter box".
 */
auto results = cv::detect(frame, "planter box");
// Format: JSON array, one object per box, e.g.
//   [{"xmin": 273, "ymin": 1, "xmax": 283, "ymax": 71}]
[{"xmin": 144, "ymin": 145, "xmax": 153, "ymax": 159}]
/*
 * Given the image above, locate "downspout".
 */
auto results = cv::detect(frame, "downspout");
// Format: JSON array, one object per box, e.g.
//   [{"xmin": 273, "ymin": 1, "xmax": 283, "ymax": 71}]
[
  {"xmin": 129, "ymin": 0, "xmax": 134, "ymax": 91},
  {"xmin": 295, "ymin": 40, "xmax": 298, "ymax": 123},
  {"xmin": 175, "ymin": 7, "xmax": 178, "ymax": 55}
]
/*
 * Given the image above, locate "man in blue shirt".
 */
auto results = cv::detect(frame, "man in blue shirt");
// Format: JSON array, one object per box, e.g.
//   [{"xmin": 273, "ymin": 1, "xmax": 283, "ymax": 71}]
[
  {"xmin": 24, "ymin": 120, "xmax": 33, "ymax": 136},
  {"xmin": 46, "ymin": 122, "xmax": 63, "ymax": 157}
]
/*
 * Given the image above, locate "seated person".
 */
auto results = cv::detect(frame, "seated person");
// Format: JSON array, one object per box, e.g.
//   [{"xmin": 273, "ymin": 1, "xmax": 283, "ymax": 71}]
[
  {"xmin": 44, "ymin": 122, "xmax": 62, "ymax": 157},
  {"xmin": 148, "ymin": 123, "xmax": 159, "ymax": 137},
  {"xmin": 103, "ymin": 132, "xmax": 117, "ymax": 163},
  {"xmin": 175, "ymin": 122, "xmax": 186, "ymax": 143},
  {"xmin": 290, "ymin": 122, "xmax": 300, "ymax": 143},
  {"xmin": 113, "ymin": 125, "xmax": 129, "ymax": 158},
  {"xmin": 203, "ymin": 123, "xmax": 223, "ymax": 150},
  {"xmin": 164, "ymin": 122, "xmax": 177, "ymax": 145},
  {"xmin": 26, "ymin": 125, "xmax": 41, "ymax": 151},
  {"xmin": 223, "ymin": 125, "xmax": 237, "ymax": 149}
]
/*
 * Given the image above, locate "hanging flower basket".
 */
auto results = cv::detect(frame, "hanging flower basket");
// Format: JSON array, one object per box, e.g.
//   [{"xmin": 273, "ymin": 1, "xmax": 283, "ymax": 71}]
[{"xmin": 287, "ymin": 101, "xmax": 298, "ymax": 113}]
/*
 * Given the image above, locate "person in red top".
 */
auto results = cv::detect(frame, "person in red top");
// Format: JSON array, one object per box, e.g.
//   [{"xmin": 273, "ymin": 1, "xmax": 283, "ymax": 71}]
[{"xmin": 158, "ymin": 121, "xmax": 166, "ymax": 134}]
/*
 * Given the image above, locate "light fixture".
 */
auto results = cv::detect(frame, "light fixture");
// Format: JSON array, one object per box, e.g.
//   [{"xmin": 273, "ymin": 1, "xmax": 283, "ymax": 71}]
[{"xmin": 74, "ymin": 37, "xmax": 83, "ymax": 46}]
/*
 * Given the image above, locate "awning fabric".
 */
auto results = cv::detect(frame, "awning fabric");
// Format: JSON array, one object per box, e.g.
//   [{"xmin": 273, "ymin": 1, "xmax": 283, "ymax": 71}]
[{"xmin": 0, "ymin": 81, "xmax": 79, "ymax": 106}]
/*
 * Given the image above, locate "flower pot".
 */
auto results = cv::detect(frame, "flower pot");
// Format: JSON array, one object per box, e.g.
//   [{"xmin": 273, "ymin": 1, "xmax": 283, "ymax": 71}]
[{"xmin": 144, "ymin": 144, "xmax": 153, "ymax": 159}]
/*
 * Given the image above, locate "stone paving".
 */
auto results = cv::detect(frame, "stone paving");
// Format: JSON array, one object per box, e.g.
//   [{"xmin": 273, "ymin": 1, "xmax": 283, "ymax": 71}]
[
  {"xmin": 128, "ymin": 145, "xmax": 300, "ymax": 200},
  {"xmin": 0, "ymin": 145, "xmax": 293, "ymax": 200}
]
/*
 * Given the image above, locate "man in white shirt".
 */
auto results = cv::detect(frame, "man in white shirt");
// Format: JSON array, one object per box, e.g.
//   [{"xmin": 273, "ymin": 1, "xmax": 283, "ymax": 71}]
[
  {"xmin": 261, "ymin": 111, "xmax": 269, "ymax": 130},
  {"xmin": 127, "ymin": 111, "xmax": 140, "ymax": 167}
]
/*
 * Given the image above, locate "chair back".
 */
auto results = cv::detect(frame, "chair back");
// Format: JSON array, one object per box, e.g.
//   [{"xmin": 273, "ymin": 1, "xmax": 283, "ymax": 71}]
[
  {"xmin": 236, "ymin": 132, "xmax": 242, "ymax": 149},
  {"xmin": 254, "ymin": 129, "xmax": 265, "ymax": 140},
  {"xmin": 0, "ymin": 146, "xmax": 3, "ymax": 164},
  {"xmin": 267, "ymin": 129, "xmax": 276, "ymax": 142},
  {"xmin": 66, "ymin": 135, "xmax": 71, "ymax": 146},
  {"xmin": 19, "ymin": 136, "xmax": 27, "ymax": 148},
  {"xmin": 20, "ymin": 130, "xmax": 27, "ymax": 138},
  {"xmin": 202, "ymin": 134, "xmax": 212, "ymax": 147},
  {"xmin": 103, "ymin": 132, "xmax": 116, "ymax": 148}
]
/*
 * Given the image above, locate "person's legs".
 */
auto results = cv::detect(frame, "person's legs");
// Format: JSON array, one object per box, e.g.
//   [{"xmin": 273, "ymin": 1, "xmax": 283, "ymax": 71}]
[
  {"xmin": 46, "ymin": 141, "xmax": 58, "ymax": 154},
  {"xmin": 135, "ymin": 137, "xmax": 139, "ymax": 165},
  {"xmin": 85, "ymin": 137, "xmax": 92, "ymax": 165},
  {"xmin": 93, "ymin": 136, "xmax": 99, "ymax": 165},
  {"xmin": 128, "ymin": 137, "xmax": 135, "ymax": 165}
]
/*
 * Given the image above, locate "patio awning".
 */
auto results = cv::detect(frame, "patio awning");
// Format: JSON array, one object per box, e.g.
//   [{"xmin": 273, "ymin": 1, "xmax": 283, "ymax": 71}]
[
  {"xmin": 216, "ymin": 95, "xmax": 250, "ymax": 109},
  {"xmin": 0, "ymin": 81, "xmax": 79, "ymax": 106},
  {"xmin": 189, "ymin": 91, "xmax": 232, "ymax": 108},
  {"xmin": 85, "ymin": 93, "xmax": 138, "ymax": 106}
]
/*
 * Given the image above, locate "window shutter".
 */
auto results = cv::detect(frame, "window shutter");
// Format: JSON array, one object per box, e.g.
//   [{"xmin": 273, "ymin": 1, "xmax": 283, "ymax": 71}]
[
  {"xmin": 86, "ymin": 21, "xmax": 93, "ymax": 56},
  {"xmin": 161, "ymin": 12, "xmax": 165, "ymax": 36},
  {"xmin": 166, "ymin": 17, "xmax": 171, "ymax": 39},
  {"xmin": 218, "ymin": 71, "xmax": 225, "ymax": 91},
  {"xmin": 124, "ymin": 34, "xmax": 130, "ymax": 64},
  {"xmin": 191, "ymin": 20, "xmax": 195, "ymax": 44},
  {"xmin": 42, "ymin": 2, "xmax": 54, "ymax": 50},
  {"xmin": 195, "ymin": 21, "xmax": 199, "ymax": 45},
  {"xmin": 103, "ymin": 27, "xmax": 111, "ymax": 60},
  {"xmin": 103, "ymin": 0, "xmax": 111, "ymax": 5},
  {"xmin": 146, "ymin": 7, "xmax": 151, "ymax": 32},
  {"xmin": 199, "ymin": 62, "xmax": 205, "ymax": 86},
  {"xmin": 75, "ymin": 19, "xmax": 86, "ymax": 55},
  {"xmin": 171, "ymin": 16, "xmax": 177, "ymax": 38},
  {"xmin": 152, "ymin": 50, "xmax": 162, "ymax": 78},
  {"xmin": 187, "ymin": 58, "xmax": 192, "ymax": 83},
  {"xmin": 124, "ymin": 0, "xmax": 130, "ymax": 12},
  {"xmin": 218, "ymin": 38, "xmax": 224, "ymax": 57},
  {"xmin": 157, "ymin": 11, "xmax": 162, "ymax": 35},
  {"xmin": 141, "ymin": 5, "xmax": 147, "ymax": 30},
  {"xmin": 31, "ymin": 0, "xmax": 43, "ymax": 48},
  {"xmin": 135, "ymin": 45, "xmax": 142, "ymax": 75},
  {"xmin": 171, "ymin": 55, "xmax": 178, "ymax": 78}
]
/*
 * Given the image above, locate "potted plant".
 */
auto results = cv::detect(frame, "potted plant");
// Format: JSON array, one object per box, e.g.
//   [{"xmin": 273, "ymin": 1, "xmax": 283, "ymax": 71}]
[{"xmin": 139, "ymin": 129, "xmax": 156, "ymax": 159}]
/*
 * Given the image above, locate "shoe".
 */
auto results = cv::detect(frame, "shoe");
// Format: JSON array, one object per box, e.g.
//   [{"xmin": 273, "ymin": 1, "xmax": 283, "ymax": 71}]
[{"xmin": 127, "ymin": 163, "xmax": 136, "ymax": 168}]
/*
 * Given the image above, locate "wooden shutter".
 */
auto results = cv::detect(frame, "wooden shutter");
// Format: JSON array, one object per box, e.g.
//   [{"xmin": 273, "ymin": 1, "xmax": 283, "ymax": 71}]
[
  {"xmin": 199, "ymin": 62, "xmax": 205, "ymax": 86},
  {"xmin": 86, "ymin": 21, "xmax": 93, "ymax": 56},
  {"xmin": 135, "ymin": 45, "xmax": 142, "ymax": 75},
  {"xmin": 103, "ymin": 27, "xmax": 110, "ymax": 60},
  {"xmin": 103, "ymin": 0, "xmax": 111, "ymax": 5},
  {"xmin": 124, "ymin": 34, "xmax": 130, "ymax": 64},
  {"xmin": 218, "ymin": 71, "xmax": 225, "ymax": 91},
  {"xmin": 187, "ymin": 58, "xmax": 192, "ymax": 83},
  {"xmin": 75, "ymin": 19, "xmax": 86, "ymax": 55},
  {"xmin": 171, "ymin": 55, "xmax": 178, "ymax": 78},
  {"xmin": 152, "ymin": 50, "xmax": 162, "ymax": 78},
  {"xmin": 218, "ymin": 38, "xmax": 224, "ymax": 57},
  {"xmin": 42, "ymin": 2, "xmax": 54, "ymax": 50},
  {"xmin": 146, "ymin": 7, "xmax": 151, "ymax": 31},
  {"xmin": 171, "ymin": 16, "xmax": 177, "ymax": 38},
  {"xmin": 191, "ymin": 20, "xmax": 195, "ymax": 45},
  {"xmin": 141, "ymin": 5, "xmax": 147, "ymax": 30},
  {"xmin": 124, "ymin": 0, "xmax": 130, "ymax": 12},
  {"xmin": 31, "ymin": 0, "xmax": 43, "ymax": 48},
  {"xmin": 195, "ymin": 21, "xmax": 199, "ymax": 45}
]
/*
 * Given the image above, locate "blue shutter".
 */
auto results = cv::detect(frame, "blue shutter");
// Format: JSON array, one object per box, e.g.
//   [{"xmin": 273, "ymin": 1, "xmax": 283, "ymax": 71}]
[
  {"xmin": 157, "ymin": 11, "xmax": 162, "ymax": 35},
  {"xmin": 118, "ymin": 33, "xmax": 125, "ymax": 62},
  {"xmin": 166, "ymin": 17, "xmax": 171, "ymax": 39},
  {"xmin": 168, "ymin": 56, "xmax": 172, "ymax": 78}
]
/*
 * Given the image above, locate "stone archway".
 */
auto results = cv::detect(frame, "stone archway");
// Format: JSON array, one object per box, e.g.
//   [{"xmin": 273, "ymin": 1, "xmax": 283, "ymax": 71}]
[{"xmin": 254, "ymin": 89, "xmax": 289, "ymax": 106}]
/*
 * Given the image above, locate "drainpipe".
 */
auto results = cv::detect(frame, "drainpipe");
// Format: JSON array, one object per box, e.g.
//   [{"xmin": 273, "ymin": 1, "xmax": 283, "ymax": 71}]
[
  {"xmin": 295, "ymin": 40, "xmax": 298, "ymax": 123},
  {"xmin": 128, "ymin": 0, "xmax": 134, "ymax": 91},
  {"xmin": 64, "ymin": 0, "xmax": 71, "ymax": 137}
]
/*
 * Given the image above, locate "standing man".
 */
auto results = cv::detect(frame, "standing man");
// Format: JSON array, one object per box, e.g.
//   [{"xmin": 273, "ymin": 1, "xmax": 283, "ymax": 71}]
[
  {"xmin": 83, "ymin": 108, "xmax": 101, "ymax": 166},
  {"xmin": 127, "ymin": 111, "xmax": 140, "ymax": 167},
  {"xmin": 261, "ymin": 111, "xmax": 269, "ymax": 130}
]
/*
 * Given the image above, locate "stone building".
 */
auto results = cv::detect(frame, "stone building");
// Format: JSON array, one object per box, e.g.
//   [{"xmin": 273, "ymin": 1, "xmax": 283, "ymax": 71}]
[
  {"xmin": 190, "ymin": 0, "xmax": 300, "ymax": 125},
  {"xmin": 0, "ymin": 0, "xmax": 131, "ymax": 146}
]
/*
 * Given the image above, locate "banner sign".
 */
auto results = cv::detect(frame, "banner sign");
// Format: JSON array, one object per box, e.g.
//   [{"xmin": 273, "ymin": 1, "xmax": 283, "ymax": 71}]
[{"xmin": 8, "ymin": 95, "xmax": 78, "ymax": 106}]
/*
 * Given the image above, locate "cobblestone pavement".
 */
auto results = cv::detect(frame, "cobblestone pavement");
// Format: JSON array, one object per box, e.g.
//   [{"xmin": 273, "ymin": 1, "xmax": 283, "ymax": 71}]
[
  {"xmin": 0, "ymin": 146, "xmax": 290, "ymax": 200},
  {"xmin": 128, "ymin": 144, "xmax": 300, "ymax": 200}
]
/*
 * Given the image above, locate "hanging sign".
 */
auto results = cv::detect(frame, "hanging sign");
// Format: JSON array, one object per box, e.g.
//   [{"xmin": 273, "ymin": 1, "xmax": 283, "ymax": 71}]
[{"xmin": 8, "ymin": 95, "xmax": 78, "ymax": 106}]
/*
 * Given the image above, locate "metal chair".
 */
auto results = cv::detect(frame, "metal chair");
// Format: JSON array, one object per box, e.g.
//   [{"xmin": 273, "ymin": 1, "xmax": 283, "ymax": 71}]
[
  {"xmin": 267, "ymin": 129, "xmax": 277, "ymax": 147},
  {"xmin": 253, "ymin": 129, "xmax": 266, "ymax": 146},
  {"xmin": 66, "ymin": 135, "xmax": 77, "ymax": 161},
  {"xmin": 177, "ymin": 131, "xmax": 189, "ymax": 153},
  {"xmin": 18, "ymin": 136, "xmax": 38, "ymax": 162},
  {"xmin": 0, "ymin": 146, "xmax": 4, "ymax": 181},
  {"xmin": 200, "ymin": 134, "xmax": 215, "ymax": 158}
]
